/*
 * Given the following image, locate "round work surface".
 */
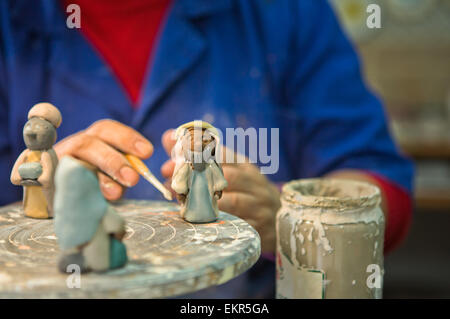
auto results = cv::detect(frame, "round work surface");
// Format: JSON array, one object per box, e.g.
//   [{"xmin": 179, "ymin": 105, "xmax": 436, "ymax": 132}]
[{"xmin": 0, "ymin": 200, "xmax": 260, "ymax": 298}]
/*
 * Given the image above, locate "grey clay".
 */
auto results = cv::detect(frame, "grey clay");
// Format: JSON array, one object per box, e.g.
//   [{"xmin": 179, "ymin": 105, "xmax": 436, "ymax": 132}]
[{"xmin": 23, "ymin": 117, "xmax": 57, "ymax": 151}]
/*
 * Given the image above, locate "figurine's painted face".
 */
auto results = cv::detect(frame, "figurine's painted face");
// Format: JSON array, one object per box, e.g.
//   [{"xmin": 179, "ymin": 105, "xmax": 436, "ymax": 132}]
[
  {"xmin": 23, "ymin": 117, "xmax": 57, "ymax": 150},
  {"xmin": 181, "ymin": 128, "xmax": 216, "ymax": 163}
]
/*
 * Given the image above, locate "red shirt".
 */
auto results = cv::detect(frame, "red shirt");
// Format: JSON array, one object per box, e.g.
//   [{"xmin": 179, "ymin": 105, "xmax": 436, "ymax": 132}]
[
  {"xmin": 62, "ymin": 0, "xmax": 172, "ymax": 107},
  {"xmin": 369, "ymin": 173, "xmax": 412, "ymax": 253}
]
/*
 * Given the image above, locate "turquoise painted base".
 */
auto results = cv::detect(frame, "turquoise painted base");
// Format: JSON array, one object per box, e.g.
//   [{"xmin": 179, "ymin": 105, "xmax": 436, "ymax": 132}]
[{"xmin": 109, "ymin": 238, "xmax": 128, "ymax": 269}]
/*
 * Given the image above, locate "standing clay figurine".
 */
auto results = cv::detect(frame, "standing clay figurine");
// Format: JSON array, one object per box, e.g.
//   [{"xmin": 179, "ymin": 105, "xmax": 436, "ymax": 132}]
[
  {"xmin": 10, "ymin": 103, "xmax": 61, "ymax": 219},
  {"xmin": 54, "ymin": 156, "xmax": 128, "ymax": 273},
  {"xmin": 171, "ymin": 121, "xmax": 228, "ymax": 223}
]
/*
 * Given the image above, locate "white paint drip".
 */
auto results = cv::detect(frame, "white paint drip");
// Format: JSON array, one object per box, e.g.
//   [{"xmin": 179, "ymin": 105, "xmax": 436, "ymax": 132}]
[
  {"xmin": 0, "ymin": 272, "xmax": 12, "ymax": 283},
  {"xmin": 307, "ymin": 227, "xmax": 314, "ymax": 242},
  {"xmin": 313, "ymin": 215, "xmax": 332, "ymax": 252},
  {"xmin": 278, "ymin": 202, "xmax": 384, "ymax": 262},
  {"xmin": 8, "ymin": 212, "xmax": 21, "ymax": 218},
  {"xmin": 298, "ymin": 229, "xmax": 304, "ymax": 244},
  {"xmin": 290, "ymin": 220, "xmax": 300, "ymax": 268},
  {"xmin": 218, "ymin": 266, "xmax": 235, "ymax": 284}
]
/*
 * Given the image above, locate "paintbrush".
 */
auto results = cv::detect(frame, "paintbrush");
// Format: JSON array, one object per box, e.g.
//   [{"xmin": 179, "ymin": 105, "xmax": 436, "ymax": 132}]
[{"xmin": 124, "ymin": 154, "xmax": 173, "ymax": 201}]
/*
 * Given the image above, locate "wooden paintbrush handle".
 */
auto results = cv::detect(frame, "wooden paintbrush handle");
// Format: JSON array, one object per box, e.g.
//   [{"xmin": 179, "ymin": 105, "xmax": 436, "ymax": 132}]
[{"xmin": 124, "ymin": 153, "xmax": 172, "ymax": 200}]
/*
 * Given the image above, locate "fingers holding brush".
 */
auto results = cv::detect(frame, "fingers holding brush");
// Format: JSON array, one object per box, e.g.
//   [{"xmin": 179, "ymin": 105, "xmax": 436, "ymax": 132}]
[{"xmin": 54, "ymin": 119, "xmax": 154, "ymax": 200}]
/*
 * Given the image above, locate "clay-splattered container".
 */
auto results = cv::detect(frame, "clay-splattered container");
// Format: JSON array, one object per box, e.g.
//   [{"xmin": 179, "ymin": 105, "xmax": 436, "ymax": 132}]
[{"xmin": 276, "ymin": 178, "xmax": 384, "ymax": 299}]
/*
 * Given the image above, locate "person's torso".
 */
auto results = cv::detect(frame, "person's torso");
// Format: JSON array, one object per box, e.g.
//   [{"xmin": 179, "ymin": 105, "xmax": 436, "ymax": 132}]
[{"xmin": 1, "ymin": 0, "xmax": 301, "ymax": 201}]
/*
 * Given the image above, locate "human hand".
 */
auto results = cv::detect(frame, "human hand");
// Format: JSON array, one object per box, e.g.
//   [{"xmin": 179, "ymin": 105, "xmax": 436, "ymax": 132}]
[
  {"xmin": 160, "ymin": 129, "xmax": 280, "ymax": 253},
  {"xmin": 54, "ymin": 119, "xmax": 153, "ymax": 201}
]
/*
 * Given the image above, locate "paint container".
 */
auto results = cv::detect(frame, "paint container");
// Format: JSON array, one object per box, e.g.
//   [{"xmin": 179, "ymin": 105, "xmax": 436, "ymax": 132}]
[{"xmin": 276, "ymin": 178, "xmax": 384, "ymax": 299}]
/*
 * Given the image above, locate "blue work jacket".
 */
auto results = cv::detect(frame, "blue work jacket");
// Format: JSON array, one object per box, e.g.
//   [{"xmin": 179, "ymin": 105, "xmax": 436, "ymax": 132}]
[{"xmin": 0, "ymin": 0, "xmax": 413, "ymax": 298}]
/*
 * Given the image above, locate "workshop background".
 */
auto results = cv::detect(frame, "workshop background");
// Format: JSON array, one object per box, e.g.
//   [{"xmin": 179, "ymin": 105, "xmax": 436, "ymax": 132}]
[{"xmin": 330, "ymin": 0, "xmax": 450, "ymax": 298}]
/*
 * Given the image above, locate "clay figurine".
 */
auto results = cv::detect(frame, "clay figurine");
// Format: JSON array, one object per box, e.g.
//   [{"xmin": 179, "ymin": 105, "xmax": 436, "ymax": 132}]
[
  {"xmin": 171, "ymin": 121, "xmax": 228, "ymax": 223},
  {"xmin": 54, "ymin": 156, "xmax": 128, "ymax": 273},
  {"xmin": 10, "ymin": 103, "xmax": 62, "ymax": 219}
]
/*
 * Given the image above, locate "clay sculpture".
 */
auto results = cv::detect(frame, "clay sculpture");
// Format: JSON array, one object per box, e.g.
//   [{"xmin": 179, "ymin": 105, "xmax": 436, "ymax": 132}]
[
  {"xmin": 171, "ymin": 121, "xmax": 227, "ymax": 223},
  {"xmin": 10, "ymin": 103, "xmax": 61, "ymax": 219},
  {"xmin": 54, "ymin": 156, "xmax": 128, "ymax": 273}
]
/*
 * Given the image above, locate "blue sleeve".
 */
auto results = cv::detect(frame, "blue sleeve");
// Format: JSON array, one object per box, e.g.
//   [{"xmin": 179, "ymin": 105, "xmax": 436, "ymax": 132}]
[
  {"xmin": 285, "ymin": 0, "xmax": 413, "ymax": 193},
  {"xmin": 0, "ymin": 4, "xmax": 21, "ymax": 205}
]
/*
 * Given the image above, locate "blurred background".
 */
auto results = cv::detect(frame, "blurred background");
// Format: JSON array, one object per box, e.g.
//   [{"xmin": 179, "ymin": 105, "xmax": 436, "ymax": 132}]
[{"xmin": 330, "ymin": 0, "xmax": 450, "ymax": 298}]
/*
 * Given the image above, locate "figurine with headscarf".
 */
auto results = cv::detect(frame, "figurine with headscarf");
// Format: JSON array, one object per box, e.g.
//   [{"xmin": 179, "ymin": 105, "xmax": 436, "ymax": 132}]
[
  {"xmin": 171, "ymin": 121, "xmax": 228, "ymax": 223},
  {"xmin": 54, "ymin": 156, "xmax": 128, "ymax": 273}
]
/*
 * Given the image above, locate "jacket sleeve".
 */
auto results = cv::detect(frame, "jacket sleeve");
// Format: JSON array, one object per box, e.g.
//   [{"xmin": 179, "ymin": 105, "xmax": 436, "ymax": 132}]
[
  {"xmin": 0, "ymin": 5, "xmax": 22, "ymax": 206},
  {"xmin": 284, "ymin": 0, "xmax": 414, "ymax": 249},
  {"xmin": 285, "ymin": 0, "xmax": 413, "ymax": 192}
]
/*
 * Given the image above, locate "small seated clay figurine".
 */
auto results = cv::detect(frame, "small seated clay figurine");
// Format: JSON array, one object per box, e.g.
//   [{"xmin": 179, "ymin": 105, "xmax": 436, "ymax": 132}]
[
  {"xmin": 171, "ymin": 121, "xmax": 228, "ymax": 223},
  {"xmin": 10, "ymin": 103, "xmax": 61, "ymax": 219},
  {"xmin": 54, "ymin": 156, "xmax": 128, "ymax": 273}
]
